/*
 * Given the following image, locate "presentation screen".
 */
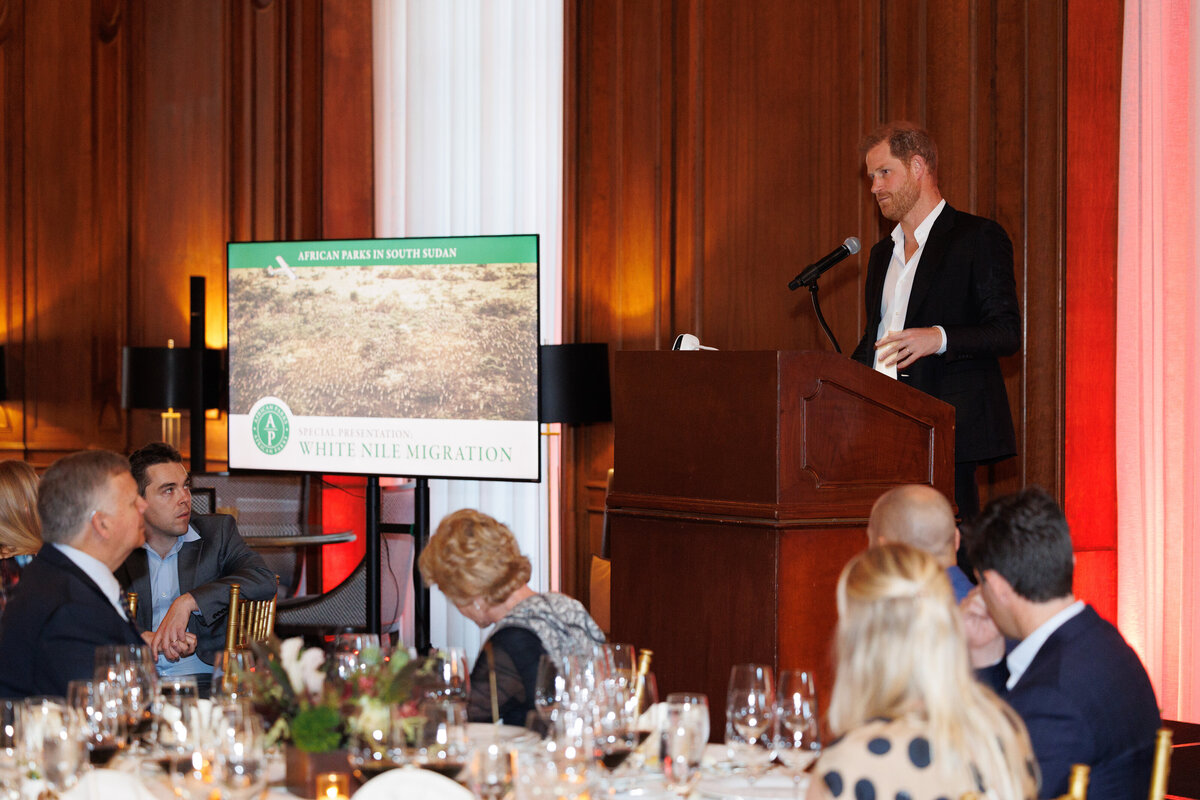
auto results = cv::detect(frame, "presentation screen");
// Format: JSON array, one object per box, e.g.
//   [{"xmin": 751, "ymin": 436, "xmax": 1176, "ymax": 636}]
[{"xmin": 226, "ymin": 235, "xmax": 540, "ymax": 481}]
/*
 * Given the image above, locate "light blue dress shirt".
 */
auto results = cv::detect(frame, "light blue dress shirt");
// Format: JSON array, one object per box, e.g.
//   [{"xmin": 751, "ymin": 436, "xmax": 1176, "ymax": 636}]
[{"xmin": 145, "ymin": 527, "xmax": 212, "ymax": 676}]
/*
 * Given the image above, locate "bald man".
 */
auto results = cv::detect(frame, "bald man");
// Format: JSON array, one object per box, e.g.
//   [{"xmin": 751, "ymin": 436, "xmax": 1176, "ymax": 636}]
[{"xmin": 866, "ymin": 484, "xmax": 974, "ymax": 601}]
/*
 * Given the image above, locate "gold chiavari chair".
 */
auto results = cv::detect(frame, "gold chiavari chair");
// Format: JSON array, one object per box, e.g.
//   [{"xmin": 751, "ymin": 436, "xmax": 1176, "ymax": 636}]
[
  {"xmin": 1148, "ymin": 727, "xmax": 1173, "ymax": 800},
  {"xmin": 224, "ymin": 581, "xmax": 277, "ymax": 652},
  {"xmin": 1052, "ymin": 764, "xmax": 1090, "ymax": 800}
]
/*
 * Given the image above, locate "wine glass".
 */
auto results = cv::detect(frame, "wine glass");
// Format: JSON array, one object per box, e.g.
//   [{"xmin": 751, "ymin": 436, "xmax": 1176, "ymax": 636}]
[
  {"xmin": 211, "ymin": 711, "xmax": 267, "ymax": 800},
  {"xmin": 592, "ymin": 675, "xmax": 636, "ymax": 796},
  {"xmin": 23, "ymin": 697, "xmax": 85, "ymax": 797},
  {"xmin": 424, "ymin": 647, "xmax": 470, "ymax": 701},
  {"xmin": 67, "ymin": 679, "xmax": 126, "ymax": 768},
  {"xmin": 467, "ymin": 733, "xmax": 517, "ymax": 800},
  {"xmin": 348, "ymin": 700, "xmax": 405, "ymax": 783},
  {"xmin": 150, "ymin": 683, "xmax": 207, "ymax": 791},
  {"xmin": 0, "ymin": 700, "xmax": 21, "ymax": 800},
  {"xmin": 95, "ymin": 645, "xmax": 156, "ymax": 749},
  {"xmin": 776, "ymin": 670, "xmax": 821, "ymax": 796},
  {"xmin": 411, "ymin": 699, "xmax": 469, "ymax": 782},
  {"xmin": 725, "ymin": 663, "xmax": 775, "ymax": 783},
  {"xmin": 662, "ymin": 693, "xmax": 710, "ymax": 796},
  {"xmin": 212, "ymin": 649, "xmax": 258, "ymax": 702},
  {"xmin": 533, "ymin": 655, "xmax": 566, "ymax": 733}
]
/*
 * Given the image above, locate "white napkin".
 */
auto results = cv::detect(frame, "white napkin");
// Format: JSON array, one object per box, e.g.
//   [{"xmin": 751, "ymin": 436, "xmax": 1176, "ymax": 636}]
[
  {"xmin": 354, "ymin": 765, "xmax": 473, "ymax": 800},
  {"xmin": 59, "ymin": 769, "xmax": 156, "ymax": 800}
]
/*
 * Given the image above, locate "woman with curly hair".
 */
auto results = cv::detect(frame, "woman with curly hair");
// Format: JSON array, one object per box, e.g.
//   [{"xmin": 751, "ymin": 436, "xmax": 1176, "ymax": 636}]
[
  {"xmin": 419, "ymin": 508, "xmax": 605, "ymax": 725},
  {"xmin": 809, "ymin": 543, "xmax": 1038, "ymax": 800},
  {"xmin": 0, "ymin": 460, "xmax": 41, "ymax": 614}
]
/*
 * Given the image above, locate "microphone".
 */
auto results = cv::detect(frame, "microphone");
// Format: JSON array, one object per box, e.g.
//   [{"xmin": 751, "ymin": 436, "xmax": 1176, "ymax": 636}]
[{"xmin": 788, "ymin": 236, "xmax": 861, "ymax": 290}]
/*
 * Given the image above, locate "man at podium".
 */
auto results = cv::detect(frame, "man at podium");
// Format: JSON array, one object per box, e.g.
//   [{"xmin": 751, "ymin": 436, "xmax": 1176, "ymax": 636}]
[{"xmin": 851, "ymin": 122, "xmax": 1020, "ymax": 524}]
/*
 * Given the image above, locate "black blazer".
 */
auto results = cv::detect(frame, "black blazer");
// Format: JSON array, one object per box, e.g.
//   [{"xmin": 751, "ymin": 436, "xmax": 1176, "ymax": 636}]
[
  {"xmin": 979, "ymin": 606, "xmax": 1161, "ymax": 800},
  {"xmin": 851, "ymin": 204, "xmax": 1020, "ymax": 464},
  {"xmin": 0, "ymin": 544, "xmax": 143, "ymax": 698},
  {"xmin": 115, "ymin": 514, "xmax": 276, "ymax": 666}
]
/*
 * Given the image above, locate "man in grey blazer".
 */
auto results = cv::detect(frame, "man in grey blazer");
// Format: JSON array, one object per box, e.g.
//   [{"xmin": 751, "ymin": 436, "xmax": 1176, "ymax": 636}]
[
  {"xmin": 115, "ymin": 443, "xmax": 275, "ymax": 694},
  {"xmin": 851, "ymin": 122, "xmax": 1021, "ymax": 525}
]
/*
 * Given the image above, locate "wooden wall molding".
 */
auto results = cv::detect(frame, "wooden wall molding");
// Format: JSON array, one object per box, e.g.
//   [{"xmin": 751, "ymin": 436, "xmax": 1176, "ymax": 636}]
[{"xmin": 0, "ymin": 0, "xmax": 372, "ymax": 466}]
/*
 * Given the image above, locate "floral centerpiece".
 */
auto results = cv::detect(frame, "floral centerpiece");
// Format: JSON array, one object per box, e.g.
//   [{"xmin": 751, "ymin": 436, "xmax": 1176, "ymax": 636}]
[{"xmin": 247, "ymin": 636, "xmax": 428, "ymax": 753}]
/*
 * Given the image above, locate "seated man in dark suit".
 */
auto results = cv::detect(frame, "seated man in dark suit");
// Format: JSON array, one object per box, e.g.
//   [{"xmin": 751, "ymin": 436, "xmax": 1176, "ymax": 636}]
[
  {"xmin": 963, "ymin": 487, "xmax": 1160, "ymax": 799},
  {"xmin": 0, "ymin": 450, "xmax": 184, "ymax": 698},
  {"xmin": 116, "ymin": 443, "xmax": 275, "ymax": 696}
]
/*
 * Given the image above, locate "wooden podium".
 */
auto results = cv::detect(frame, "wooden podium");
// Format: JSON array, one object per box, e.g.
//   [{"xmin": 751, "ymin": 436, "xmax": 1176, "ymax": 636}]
[{"xmin": 606, "ymin": 350, "xmax": 954, "ymax": 736}]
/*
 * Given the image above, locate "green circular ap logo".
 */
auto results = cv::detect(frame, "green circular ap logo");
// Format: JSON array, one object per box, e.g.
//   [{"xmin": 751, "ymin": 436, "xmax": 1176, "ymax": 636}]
[{"xmin": 251, "ymin": 401, "xmax": 291, "ymax": 455}]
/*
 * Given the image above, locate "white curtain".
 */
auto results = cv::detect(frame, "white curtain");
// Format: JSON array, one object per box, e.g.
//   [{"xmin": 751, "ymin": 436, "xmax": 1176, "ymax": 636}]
[
  {"xmin": 373, "ymin": 0, "xmax": 564, "ymax": 661},
  {"xmin": 1116, "ymin": 0, "xmax": 1200, "ymax": 722}
]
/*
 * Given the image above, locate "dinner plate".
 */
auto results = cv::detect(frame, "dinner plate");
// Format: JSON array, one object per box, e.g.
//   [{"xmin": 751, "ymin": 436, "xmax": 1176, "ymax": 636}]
[{"xmin": 696, "ymin": 773, "xmax": 808, "ymax": 799}]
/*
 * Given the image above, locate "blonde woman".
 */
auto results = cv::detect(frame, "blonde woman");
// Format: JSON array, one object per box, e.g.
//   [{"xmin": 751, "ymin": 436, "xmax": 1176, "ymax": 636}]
[
  {"xmin": 809, "ymin": 543, "xmax": 1038, "ymax": 800},
  {"xmin": 0, "ymin": 460, "xmax": 40, "ymax": 614},
  {"xmin": 419, "ymin": 509, "xmax": 605, "ymax": 725}
]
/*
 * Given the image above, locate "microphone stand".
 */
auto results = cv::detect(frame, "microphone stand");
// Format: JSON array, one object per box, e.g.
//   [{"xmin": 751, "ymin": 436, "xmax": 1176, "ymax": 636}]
[{"xmin": 808, "ymin": 280, "xmax": 841, "ymax": 353}]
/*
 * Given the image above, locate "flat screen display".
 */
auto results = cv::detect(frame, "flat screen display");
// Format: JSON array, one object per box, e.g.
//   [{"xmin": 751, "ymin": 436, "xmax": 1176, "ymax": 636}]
[{"xmin": 226, "ymin": 235, "xmax": 540, "ymax": 481}]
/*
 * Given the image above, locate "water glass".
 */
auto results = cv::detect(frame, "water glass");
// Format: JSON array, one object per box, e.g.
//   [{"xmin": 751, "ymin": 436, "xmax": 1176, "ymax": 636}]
[
  {"xmin": 775, "ymin": 669, "xmax": 821, "ymax": 781},
  {"xmin": 662, "ymin": 693, "xmax": 709, "ymax": 796},
  {"xmin": 211, "ymin": 712, "xmax": 267, "ymax": 800},
  {"xmin": 23, "ymin": 697, "xmax": 85, "ymax": 796},
  {"xmin": 725, "ymin": 663, "xmax": 775, "ymax": 781}
]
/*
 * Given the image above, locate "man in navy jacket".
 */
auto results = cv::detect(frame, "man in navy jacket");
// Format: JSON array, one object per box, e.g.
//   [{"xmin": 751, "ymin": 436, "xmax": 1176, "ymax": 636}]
[
  {"xmin": 0, "ymin": 451, "xmax": 174, "ymax": 698},
  {"xmin": 963, "ymin": 487, "xmax": 1160, "ymax": 799}
]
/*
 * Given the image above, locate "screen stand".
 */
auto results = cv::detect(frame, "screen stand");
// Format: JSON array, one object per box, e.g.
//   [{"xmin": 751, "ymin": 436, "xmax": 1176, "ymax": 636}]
[{"xmin": 368, "ymin": 475, "xmax": 431, "ymax": 652}]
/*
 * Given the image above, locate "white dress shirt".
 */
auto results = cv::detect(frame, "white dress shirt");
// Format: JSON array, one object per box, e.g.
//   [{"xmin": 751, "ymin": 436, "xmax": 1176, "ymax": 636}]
[
  {"xmin": 1005, "ymin": 599, "xmax": 1086, "ymax": 690},
  {"xmin": 874, "ymin": 199, "xmax": 949, "ymax": 379},
  {"xmin": 53, "ymin": 543, "xmax": 129, "ymax": 621}
]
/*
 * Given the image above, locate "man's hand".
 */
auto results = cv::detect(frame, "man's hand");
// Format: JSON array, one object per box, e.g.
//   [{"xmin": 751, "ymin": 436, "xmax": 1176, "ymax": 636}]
[
  {"xmin": 149, "ymin": 592, "xmax": 199, "ymax": 660},
  {"xmin": 961, "ymin": 587, "xmax": 1006, "ymax": 668},
  {"xmin": 875, "ymin": 327, "xmax": 942, "ymax": 369}
]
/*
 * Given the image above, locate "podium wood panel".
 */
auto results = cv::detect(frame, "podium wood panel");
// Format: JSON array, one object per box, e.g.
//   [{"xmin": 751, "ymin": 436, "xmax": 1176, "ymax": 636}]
[{"xmin": 608, "ymin": 350, "xmax": 954, "ymax": 737}]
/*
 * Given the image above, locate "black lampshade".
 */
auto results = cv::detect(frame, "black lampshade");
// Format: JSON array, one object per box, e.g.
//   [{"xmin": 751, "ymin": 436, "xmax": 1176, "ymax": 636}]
[
  {"xmin": 538, "ymin": 343, "xmax": 612, "ymax": 424},
  {"xmin": 121, "ymin": 346, "xmax": 226, "ymax": 410}
]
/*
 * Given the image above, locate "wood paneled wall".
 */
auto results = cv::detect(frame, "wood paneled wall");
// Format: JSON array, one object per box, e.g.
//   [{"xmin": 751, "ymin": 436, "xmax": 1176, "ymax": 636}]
[
  {"xmin": 0, "ymin": 0, "xmax": 372, "ymax": 467},
  {"xmin": 563, "ymin": 0, "xmax": 1068, "ymax": 598}
]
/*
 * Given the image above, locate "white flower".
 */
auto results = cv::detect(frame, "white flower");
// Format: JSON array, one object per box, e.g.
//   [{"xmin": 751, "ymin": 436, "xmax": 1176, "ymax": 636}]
[
  {"xmin": 279, "ymin": 636, "xmax": 326, "ymax": 696},
  {"xmin": 298, "ymin": 647, "xmax": 326, "ymax": 695}
]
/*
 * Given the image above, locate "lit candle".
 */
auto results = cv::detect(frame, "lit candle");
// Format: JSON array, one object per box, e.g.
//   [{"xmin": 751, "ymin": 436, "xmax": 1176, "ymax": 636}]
[{"xmin": 315, "ymin": 771, "xmax": 350, "ymax": 800}]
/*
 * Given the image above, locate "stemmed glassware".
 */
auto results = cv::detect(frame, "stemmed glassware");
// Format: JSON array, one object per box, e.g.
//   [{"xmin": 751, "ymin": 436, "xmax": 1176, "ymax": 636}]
[
  {"xmin": 212, "ymin": 649, "xmax": 258, "ymax": 702},
  {"xmin": 94, "ymin": 645, "xmax": 157, "ymax": 750},
  {"xmin": 424, "ymin": 647, "xmax": 470, "ymax": 701},
  {"xmin": 533, "ymin": 655, "xmax": 567, "ymax": 735},
  {"xmin": 0, "ymin": 700, "xmax": 21, "ymax": 800},
  {"xmin": 348, "ymin": 701, "xmax": 406, "ymax": 783},
  {"xmin": 661, "ymin": 692, "xmax": 710, "ymax": 796},
  {"xmin": 775, "ymin": 669, "xmax": 821, "ymax": 796},
  {"xmin": 725, "ymin": 663, "xmax": 775, "ymax": 783},
  {"xmin": 23, "ymin": 697, "xmax": 85, "ymax": 798},
  {"xmin": 411, "ymin": 698, "xmax": 470, "ymax": 782},
  {"xmin": 67, "ymin": 679, "xmax": 127, "ymax": 768},
  {"xmin": 592, "ymin": 673, "xmax": 636, "ymax": 795},
  {"xmin": 210, "ymin": 709, "xmax": 267, "ymax": 800}
]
